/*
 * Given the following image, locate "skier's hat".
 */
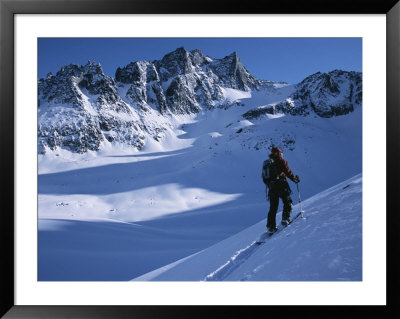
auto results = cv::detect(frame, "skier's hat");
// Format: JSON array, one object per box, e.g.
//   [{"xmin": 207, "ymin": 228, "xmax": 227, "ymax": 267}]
[{"xmin": 271, "ymin": 146, "xmax": 283, "ymax": 154}]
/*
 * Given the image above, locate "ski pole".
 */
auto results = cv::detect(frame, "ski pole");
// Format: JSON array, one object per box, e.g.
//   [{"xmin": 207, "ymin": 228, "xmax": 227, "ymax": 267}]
[{"xmin": 296, "ymin": 182, "xmax": 305, "ymax": 218}]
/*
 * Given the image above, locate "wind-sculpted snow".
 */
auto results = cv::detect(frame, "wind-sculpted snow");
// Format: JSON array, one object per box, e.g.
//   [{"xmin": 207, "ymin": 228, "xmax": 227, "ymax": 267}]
[{"xmin": 38, "ymin": 47, "xmax": 362, "ymax": 154}]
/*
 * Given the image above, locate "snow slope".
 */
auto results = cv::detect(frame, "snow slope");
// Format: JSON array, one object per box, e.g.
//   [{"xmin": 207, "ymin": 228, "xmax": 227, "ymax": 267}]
[
  {"xmin": 38, "ymin": 81, "xmax": 361, "ymax": 281},
  {"xmin": 133, "ymin": 174, "xmax": 362, "ymax": 281}
]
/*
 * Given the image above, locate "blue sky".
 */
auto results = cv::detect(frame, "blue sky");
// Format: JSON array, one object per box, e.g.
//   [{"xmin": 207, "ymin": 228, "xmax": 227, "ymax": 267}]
[{"xmin": 38, "ymin": 38, "xmax": 362, "ymax": 84}]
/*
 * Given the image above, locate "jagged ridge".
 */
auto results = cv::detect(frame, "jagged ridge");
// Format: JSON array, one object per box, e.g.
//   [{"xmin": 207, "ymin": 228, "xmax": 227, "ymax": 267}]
[
  {"xmin": 114, "ymin": 47, "xmax": 267, "ymax": 114},
  {"xmin": 38, "ymin": 61, "xmax": 167, "ymax": 154},
  {"xmin": 243, "ymin": 70, "xmax": 362, "ymax": 120},
  {"xmin": 38, "ymin": 47, "xmax": 362, "ymax": 154}
]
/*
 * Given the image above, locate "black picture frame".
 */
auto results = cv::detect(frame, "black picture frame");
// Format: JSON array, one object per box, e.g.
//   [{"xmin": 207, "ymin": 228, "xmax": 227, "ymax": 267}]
[{"xmin": 1, "ymin": 0, "xmax": 399, "ymax": 318}]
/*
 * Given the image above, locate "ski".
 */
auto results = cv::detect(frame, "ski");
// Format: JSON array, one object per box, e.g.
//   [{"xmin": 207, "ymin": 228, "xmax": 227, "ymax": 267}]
[{"xmin": 255, "ymin": 211, "xmax": 303, "ymax": 245}]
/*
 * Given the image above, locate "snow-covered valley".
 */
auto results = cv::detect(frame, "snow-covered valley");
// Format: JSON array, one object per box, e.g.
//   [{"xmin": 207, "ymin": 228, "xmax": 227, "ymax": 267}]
[
  {"xmin": 37, "ymin": 47, "xmax": 362, "ymax": 282},
  {"xmin": 38, "ymin": 93, "xmax": 362, "ymax": 281}
]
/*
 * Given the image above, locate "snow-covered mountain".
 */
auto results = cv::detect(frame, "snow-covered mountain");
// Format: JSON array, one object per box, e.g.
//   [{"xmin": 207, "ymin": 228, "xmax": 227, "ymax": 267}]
[
  {"xmin": 38, "ymin": 47, "xmax": 362, "ymax": 282},
  {"xmin": 38, "ymin": 61, "xmax": 172, "ymax": 153},
  {"xmin": 38, "ymin": 47, "xmax": 362, "ymax": 154},
  {"xmin": 114, "ymin": 47, "xmax": 271, "ymax": 114},
  {"xmin": 38, "ymin": 107, "xmax": 362, "ymax": 281}
]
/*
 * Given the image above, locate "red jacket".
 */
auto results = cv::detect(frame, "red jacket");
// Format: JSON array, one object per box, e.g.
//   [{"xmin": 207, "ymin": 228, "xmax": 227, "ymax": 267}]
[{"xmin": 271, "ymin": 155, "xmax": 297, "ymax": 183}]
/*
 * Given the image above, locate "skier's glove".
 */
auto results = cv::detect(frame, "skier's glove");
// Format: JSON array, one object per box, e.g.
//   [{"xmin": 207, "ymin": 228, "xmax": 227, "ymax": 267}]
[{"xmin": 295, "ymin": 175, "xmax": 300, "ymax": 183}]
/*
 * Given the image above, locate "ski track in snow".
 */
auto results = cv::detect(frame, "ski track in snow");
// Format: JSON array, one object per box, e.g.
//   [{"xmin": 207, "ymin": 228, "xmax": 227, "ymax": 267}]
[
  {"xmin": 204, "ymin": 241, "xmax": 259, "ymax": 281},
  {"xmin": 204, "ymin": 220, "xmax": 299, "ymax": 281}
]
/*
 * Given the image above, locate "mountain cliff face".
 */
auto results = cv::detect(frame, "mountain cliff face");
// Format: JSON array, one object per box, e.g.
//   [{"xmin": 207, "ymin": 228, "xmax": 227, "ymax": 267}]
[
  {"xmin": 242, "ymin": 70, "xmax": 362, "ymax": 120},
  {"xmin": 38, "ymin": 61, "xmax": 170, "ymax": 154},
  {"xmin": 278, "ymin": 69, "xmax": 362, "ymax": 118},
  {"xmin": 114, "ymin": 47, "xmax": 267, "ymax": 114},
  {"xmin": 38, "ymin": 47, "xmax": 362, "ymax": 154}
]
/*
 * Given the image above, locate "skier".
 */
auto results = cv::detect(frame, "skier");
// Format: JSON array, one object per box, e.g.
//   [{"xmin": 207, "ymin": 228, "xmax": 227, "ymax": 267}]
[{"xmin": 262, "ymin": 146, "xmax": 300, "ymax": 234}]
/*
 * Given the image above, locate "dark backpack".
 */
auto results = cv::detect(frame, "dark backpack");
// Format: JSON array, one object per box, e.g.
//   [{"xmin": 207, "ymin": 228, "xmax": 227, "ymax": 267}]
[{"xmin": 262, "ymin": 159, "xmax": 279, "ymax": 185}]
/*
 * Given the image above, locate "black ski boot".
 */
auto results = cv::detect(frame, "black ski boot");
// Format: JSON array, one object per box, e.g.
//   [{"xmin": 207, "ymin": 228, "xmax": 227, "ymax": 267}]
[
  {"xmin": 267, "ymin": 226, "xmax": 278, "ymax": 234},
  {"xmin": 281, "ymin": 218, "xmax": 291, "ymax": 226}
]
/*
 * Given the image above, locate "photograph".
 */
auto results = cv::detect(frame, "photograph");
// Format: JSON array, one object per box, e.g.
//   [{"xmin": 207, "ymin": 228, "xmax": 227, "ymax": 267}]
[
  {"xmin": 37, "ymin": 37, "xmax": 362, "ymax": 282},
  {"xmin": 2, "ymin": 0, "xmax": 398, "ymax": 317}
]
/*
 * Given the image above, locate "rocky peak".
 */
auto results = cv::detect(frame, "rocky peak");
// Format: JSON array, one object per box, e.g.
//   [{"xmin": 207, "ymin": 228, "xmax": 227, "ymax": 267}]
[
  {"xmin": 208, "ymin": 51, "xmax": 259, "ymax": 91},
  {"xmin": 157, "ymin": 46, "xmax": 193, "ymax": 77},
  {"xmin": 298, "ymin": 71, "xmax": 339, "ymax": 94},
  {"xmin": 37, "ymin": 61, "xmax": 155, "ymax": 154},
  {"xmin": 273, "ymin": 70, "xmax": 362, "ymax": 118},
  {"xmin": 218, "ymin": 51, "xmax": 240, "ymax": 69},
  {"xmin": 39, "ymin": 63, "xmax": 84, "ymax": 107},
  {"xmin": 227, "ymin": 51, "xmax": 239, "ymax": 62},
  {"xmin": 39, "ymin": 61, "xmax": 131, "ymax": 113},
  {"xmin": 189, "ymin": 48, "xmax": 208, "ymax": 66},
  {"xmin": 297, "ymin": 70, "xmax": 361, "ymax": 96},
  {"xmin": 115, "ymin": 61, "xmax": 159, "ymax": 84},
  {"xmin": 114, "ymin": 48, "xmax": 261, "ymax": 114},
  {"xmin": 228, "ymin": 52, "xmax": 243, "ymax": 77},
  {"xmin": 38, "ymin": 47, "xmax": 363, "ymax": 154}
]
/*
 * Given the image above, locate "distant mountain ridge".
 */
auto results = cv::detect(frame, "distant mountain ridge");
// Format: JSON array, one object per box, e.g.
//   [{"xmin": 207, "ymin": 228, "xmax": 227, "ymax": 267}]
[
  {"xmin": 114, "ymin": 47, "xmax": 274, "ymax": 114},
  {"xmin": 243, "ymin": 69, "xmax": 362, "ymax": 119},
  {"xmin": 38, "ymin": 47, "xmax": 362, "ymax": 154}
]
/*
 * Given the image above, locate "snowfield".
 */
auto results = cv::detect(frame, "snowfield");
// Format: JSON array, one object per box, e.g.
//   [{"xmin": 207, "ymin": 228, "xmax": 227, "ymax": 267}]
[
  {"xmin": 133, "ymin": 174, "xmax": 362, "ymax": 281},
  {"xmin": 38, "ymin": 91, "xmax": 362, "ymax": 281}
]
